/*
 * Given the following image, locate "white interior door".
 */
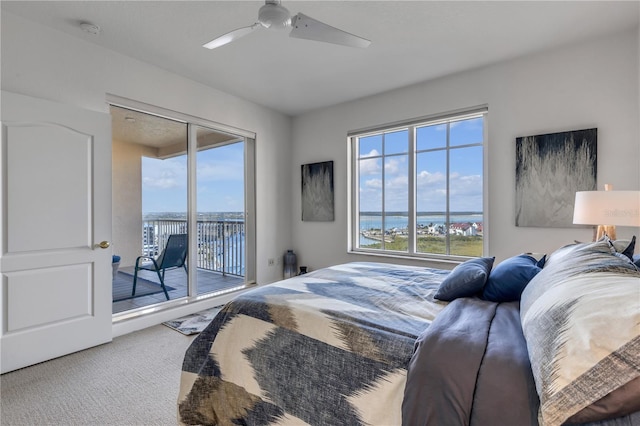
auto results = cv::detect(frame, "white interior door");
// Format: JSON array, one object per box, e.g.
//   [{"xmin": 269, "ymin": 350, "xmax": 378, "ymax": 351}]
[{"xmin": 1, "ymin": 91, "xmax": 112, "ymax": 373}]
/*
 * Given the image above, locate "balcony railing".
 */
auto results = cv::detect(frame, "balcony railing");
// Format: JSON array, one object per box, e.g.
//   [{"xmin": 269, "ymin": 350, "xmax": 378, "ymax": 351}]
[{"xmin": 142, "ymin": 219, "xmax": 244, "ymax": 277}]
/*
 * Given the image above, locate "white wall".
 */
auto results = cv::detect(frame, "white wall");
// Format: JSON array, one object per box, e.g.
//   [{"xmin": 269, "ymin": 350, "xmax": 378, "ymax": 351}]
[
  {"xmin": 1, "ymin": 11, "xmax": 292, "ymax": 285},
  {"xmin": 112, "ymin": 139, "xmax": 158, "ymax": 267},
  {"xmin": 291, "ymin": 29, "xmax": 640, "ymax": 269}
]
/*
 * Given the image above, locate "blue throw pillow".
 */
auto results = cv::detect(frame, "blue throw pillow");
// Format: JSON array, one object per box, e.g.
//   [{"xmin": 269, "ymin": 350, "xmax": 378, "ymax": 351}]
[
  {"xmin": 482, "ymin": 254, "xmax": 542, "ymax": 302},
  {"xmin": 435, "ymin": 257, "xmax": 495, "ymax": 301}
]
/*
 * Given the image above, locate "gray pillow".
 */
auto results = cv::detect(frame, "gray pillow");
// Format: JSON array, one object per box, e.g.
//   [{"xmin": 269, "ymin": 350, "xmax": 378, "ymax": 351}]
[{"xmin": 434, "ymin": 257, "xmax": 494, "ymax": 301}]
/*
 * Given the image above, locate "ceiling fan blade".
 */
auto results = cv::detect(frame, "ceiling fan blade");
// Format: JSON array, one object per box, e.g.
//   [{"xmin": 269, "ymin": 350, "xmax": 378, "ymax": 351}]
[
  {"xmin": 289, "ymin": 13, "xmax": 371, "ymax": 49},
  {"xmin": 203, "ymin": 23, "xmax": 260, "ymax": 50}
]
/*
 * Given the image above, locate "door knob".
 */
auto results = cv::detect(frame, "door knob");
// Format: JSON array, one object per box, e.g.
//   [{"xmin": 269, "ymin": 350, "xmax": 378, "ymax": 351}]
[{"xmin": 97, "ymin": 241, "xmax": 110, "ymax": 249}]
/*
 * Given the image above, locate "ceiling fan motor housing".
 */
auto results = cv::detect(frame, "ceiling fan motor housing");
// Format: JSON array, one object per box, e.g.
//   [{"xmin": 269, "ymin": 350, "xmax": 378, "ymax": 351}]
[{"xmin": 258, "ymin": 1, "xmax": 291, "ymax": 29}]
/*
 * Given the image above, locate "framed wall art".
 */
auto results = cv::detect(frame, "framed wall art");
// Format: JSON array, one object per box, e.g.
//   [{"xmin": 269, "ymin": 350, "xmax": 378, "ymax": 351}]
[
  {"xmin": 515, "ymin": 128, "xmax": 597, "ymax": 228},
  {"xmin": 301, "ymin": 161, "xmax": 334, "ymax": 222}
]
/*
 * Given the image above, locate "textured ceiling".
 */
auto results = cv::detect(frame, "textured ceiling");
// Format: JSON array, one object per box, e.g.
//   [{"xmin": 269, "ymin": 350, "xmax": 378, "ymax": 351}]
[
  {"xmin": 111, "ymin": 105, "xmax": 239, "ymax": 150},
  {"xmin": 2, "ymin": 1, "xmax": 639, "ymax": 116},
  {"xmin": 111, "ymin": 106, "xmax": 186, "ymax": 148}
]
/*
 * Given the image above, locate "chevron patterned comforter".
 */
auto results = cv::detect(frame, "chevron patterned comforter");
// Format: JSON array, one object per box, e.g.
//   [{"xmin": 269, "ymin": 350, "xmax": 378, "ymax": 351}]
[{"xmin": 177, "ymin": 262, "xmax": 448, "ymax": 425}]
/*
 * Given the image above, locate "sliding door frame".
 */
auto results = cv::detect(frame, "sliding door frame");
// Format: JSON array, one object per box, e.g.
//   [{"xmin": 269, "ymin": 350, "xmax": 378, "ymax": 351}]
[{"xmin": 107, "ymin": 94, "xmax": 256, "ymax": 315}]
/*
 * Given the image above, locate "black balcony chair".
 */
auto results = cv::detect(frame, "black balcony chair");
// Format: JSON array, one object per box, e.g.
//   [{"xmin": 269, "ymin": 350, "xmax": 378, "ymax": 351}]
[{"xmin": 132, "ymin": 233, "xmax": 187, "ymax": 300}]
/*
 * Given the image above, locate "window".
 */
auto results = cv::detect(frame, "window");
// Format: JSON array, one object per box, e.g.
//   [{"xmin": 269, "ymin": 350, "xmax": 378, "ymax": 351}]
[{"xmin": 350, "ymin": 107, "xmax": 486, "ymax": 259}]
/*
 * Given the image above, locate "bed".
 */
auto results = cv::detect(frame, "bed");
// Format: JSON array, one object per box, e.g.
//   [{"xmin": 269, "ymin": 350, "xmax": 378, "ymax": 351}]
[{"xmin": 178, "ymin": 237, "xmax": 640, "ymax": 426}]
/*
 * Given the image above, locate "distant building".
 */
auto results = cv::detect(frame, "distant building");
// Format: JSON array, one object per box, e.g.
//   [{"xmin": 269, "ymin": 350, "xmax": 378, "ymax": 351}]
[
  {"xmin": 449, "ymin": 222, "xmax": 477, "ymax": 236},
  {"xmin": 142, "ymin": 223, "xmax": 157, "ymax": 255}
]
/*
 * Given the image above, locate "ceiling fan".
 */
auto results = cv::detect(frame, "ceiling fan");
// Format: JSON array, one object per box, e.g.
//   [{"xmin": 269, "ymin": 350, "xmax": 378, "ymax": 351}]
[{"xmin": 203, "ymin": 0, "xmax": 371, "ymax": 50}]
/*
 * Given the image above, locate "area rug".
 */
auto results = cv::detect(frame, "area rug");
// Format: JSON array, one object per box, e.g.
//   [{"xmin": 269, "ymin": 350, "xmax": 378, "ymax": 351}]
[
  {"xmin": 113, "ymin": 271, "xmax": 175, "ymax": 302},
  {"xmin": 162, "ymin": 306, "xmax": 224, "ymax": 335}
]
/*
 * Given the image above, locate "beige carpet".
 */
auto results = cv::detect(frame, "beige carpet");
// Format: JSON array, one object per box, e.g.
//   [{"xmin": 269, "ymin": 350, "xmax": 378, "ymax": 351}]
[{"xmin": 0, "ymin": 325, "xmax": 196, "ymax": 426}]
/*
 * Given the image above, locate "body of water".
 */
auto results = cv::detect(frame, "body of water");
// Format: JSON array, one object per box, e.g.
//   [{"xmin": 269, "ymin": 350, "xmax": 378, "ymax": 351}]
[{"xmin": 359, "ymin": 213, "xmax": 483, "ymax": 245}]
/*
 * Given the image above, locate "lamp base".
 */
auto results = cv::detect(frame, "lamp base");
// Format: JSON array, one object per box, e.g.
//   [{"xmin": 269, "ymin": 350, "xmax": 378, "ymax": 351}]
[{"xmin": 595, "ymin": 225, "xmax": 616, "ymax": 241}]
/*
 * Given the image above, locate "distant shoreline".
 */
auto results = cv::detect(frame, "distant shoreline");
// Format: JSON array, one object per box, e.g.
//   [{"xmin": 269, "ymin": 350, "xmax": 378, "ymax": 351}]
[
  {"xmin": 360, "ymin": 211, "xmax": 482, "ymax": 217},
  {"xmin": 143, "ymin": 212, "xmax": 245, "ymax": 220},
  {"xmin": 142, "ymin": 211, "xmax": 483, "ymax": 222}
]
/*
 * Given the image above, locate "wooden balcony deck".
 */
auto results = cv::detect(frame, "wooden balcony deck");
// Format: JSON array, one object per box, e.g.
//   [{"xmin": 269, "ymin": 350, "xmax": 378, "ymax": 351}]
[{"xmin": 113, "ymin": 266, "xmax": 245, "ymax": 314}]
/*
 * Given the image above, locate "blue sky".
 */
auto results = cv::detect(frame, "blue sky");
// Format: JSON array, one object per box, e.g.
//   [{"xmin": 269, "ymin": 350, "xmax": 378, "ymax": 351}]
[
  {"xmin": 142, "ymin": 142, "xmax": 244, "ymax": 213},
  {"xmin": 358, "ymin": 117, "xmax": 483, "ymax": 213},
  {"xmin": 142, "ymin": 117, "xmax": 483, "ymax": 214}
]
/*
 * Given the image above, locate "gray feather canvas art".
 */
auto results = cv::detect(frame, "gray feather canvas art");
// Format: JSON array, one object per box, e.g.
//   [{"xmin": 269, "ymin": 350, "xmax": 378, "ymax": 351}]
[
  {"xmin": 301, "ymin": 161, "xmax": 334, "ymax": 221},
  {"xmin": 515, "ymin": 128, "xmax": 597, "ymax": 227}
]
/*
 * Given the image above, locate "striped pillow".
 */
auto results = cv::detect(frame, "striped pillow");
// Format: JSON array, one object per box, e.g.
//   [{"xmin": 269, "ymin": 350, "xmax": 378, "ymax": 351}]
[{"xmin": 520, "ymin": 239, "xmax": 640, "ymax": 426}]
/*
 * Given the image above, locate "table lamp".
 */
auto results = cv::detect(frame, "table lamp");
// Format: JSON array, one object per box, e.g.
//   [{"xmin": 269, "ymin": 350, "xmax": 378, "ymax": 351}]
[{"xmin": 573, "ymin": 185, "xmax": 640, "ymax": 241}]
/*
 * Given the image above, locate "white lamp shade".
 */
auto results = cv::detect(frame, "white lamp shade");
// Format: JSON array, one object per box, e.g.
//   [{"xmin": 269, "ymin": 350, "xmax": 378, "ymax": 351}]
[{"xmin": 573, "ymin": 191, "xmax": 640, "ymax": 226}]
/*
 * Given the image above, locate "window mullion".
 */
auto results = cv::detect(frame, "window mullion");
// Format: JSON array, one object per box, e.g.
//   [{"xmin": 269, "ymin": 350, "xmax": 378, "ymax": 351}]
[
  {"xmin": 445, "ymin": 123, "xmax": 451, "ymax": 255},
  {"xmin": 381, "ymin": 133, "xmax": 386, "ymax": 250},
  {"xmin": 408, "ymin": 126, "xmax": 416, "ymax": 254}
]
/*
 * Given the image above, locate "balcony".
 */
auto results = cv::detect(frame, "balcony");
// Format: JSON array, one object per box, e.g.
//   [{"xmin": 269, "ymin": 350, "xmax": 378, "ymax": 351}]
[{"xmin": 112, "ymin": 217, "xmax": 246, "ymax": 314}]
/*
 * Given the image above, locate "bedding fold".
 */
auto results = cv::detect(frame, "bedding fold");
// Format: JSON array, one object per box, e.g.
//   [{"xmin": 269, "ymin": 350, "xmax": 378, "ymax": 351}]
[{"xmin": 402, "ymin": 297, "xmax": 539, "ymax": 426}]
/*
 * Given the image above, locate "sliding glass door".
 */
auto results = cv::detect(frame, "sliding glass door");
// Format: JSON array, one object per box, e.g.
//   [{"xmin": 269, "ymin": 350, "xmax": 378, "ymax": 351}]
[
  {"xmin": 110, "ymin": 101, "xmax": 255, "ymax": 315},
  {"xmin": 194, "ymin": 126, "xmax": 247, "ymax": 296}
]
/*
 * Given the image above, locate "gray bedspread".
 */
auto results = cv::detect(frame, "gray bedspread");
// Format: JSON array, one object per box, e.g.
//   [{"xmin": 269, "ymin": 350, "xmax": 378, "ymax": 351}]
[
  {"xmin": 403, "ymin": 297, "xmax": 540, "ymax": 426},
  {"xmin": 402, "ymin": 296, "xmax": 640, "ymax": 426}
]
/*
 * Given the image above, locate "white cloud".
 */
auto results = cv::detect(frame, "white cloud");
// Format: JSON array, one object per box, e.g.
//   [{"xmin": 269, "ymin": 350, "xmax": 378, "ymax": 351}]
[
  {"xmin": 142, "ymin": 157, "xmax": 186, "ymax": 190},
  {"xmin": 384, "ymin": 158, "xmax": 400, "ymax": 174},
  {"xmin": 450, "ymin": 174, "xmax": 482, "ymax": 197},
  {"xmin": 362, "ymin": 149, "xmax": 380, "ymax": 158},
  {"xmin": 417, "ymin": 170, "xmax": 446, "ymax": 185},
  {"xmin": 415, "ymin": 170, "xmax": 482, "ymax": 211},
  {"xmin": 359, "ymin": 158, "xmax": 381, "ymax": 175},
  {"xmin": 386, "ymin": 175, "xmax": 408, "ymax": 189},
  {"xmin": 365, "ymin": 178, "xmax": 382, "ymax": 189}
]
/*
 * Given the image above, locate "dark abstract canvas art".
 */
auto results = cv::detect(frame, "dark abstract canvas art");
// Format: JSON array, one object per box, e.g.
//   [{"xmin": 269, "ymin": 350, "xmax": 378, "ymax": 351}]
[
  {"xmin": 516, "ymin": 128, "xmax": 597, "ymax": 227},
  {"xmin": 301, "ymin": 161, "xmax": 334, "ymax": 221}
]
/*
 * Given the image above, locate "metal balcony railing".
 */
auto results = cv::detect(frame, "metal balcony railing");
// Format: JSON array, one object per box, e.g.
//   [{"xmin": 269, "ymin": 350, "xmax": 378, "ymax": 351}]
[{"xmin": 142, "ymin": 219, "xmax": 244, "ymax": 277}]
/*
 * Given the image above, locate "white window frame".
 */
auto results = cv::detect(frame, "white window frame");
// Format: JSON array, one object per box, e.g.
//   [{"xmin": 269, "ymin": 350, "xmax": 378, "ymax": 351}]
[{"xmin": 348, "ymin": 105, "xmax": 488, "ymax": 261}]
